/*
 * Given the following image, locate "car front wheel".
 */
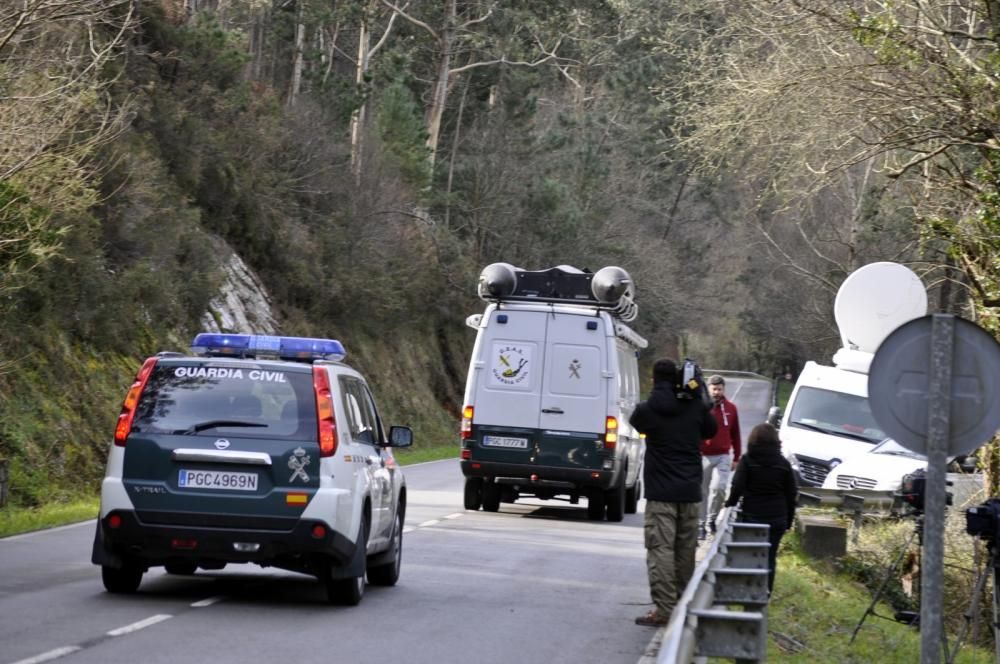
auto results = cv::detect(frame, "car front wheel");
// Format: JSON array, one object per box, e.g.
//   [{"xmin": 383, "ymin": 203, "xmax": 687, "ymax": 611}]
[{"xmin": 368, "ymin": 509, "xmax": 403, "ymax": 587}]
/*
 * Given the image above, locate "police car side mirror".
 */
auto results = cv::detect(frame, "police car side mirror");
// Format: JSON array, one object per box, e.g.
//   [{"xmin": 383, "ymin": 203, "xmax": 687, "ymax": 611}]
[
  {"xmin": 388, "ymin": 426, "xmax": 413, "ymax": 448},
  {"xmin": 767, "ymin": 406, "xmax": 782, "ymax": 427}
]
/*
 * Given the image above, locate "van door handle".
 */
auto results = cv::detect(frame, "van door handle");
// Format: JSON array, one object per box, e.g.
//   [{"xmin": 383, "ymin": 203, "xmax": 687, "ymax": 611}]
[{"xmin": 542, "ymin": 407, "xmax": 564, "ymax": 414}]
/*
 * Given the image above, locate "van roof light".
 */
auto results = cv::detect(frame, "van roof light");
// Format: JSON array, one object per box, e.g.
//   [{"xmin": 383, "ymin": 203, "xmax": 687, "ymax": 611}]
[{"xmin": 190, "ymin": 333, "xmax": 346, "ymax": 362}]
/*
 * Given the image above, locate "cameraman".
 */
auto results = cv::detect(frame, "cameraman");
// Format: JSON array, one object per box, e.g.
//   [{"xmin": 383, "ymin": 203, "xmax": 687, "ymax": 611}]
[{"xmin": 630, "ymin": 358, "xmax": 718, "ymax": 627}]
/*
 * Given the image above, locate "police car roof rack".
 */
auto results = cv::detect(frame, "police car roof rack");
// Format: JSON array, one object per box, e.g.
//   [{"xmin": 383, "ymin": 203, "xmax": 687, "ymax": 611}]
[
  {"xmin": 477, "ymin": 264, "xmax": 639, "ymax": 323},
  {"xmin": 189, "ymin": 333, "xmax": 347, "ymax": 363}
]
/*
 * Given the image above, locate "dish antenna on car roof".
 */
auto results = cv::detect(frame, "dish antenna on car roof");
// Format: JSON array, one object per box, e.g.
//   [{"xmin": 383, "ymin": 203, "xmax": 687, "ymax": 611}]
[
  {"xmin": 476, "ymin": 263, "xmax": 638, "ymax": 321},
  {"xmin": 833, "ymin": 262, "xmax": 927, "ymax": 361}
]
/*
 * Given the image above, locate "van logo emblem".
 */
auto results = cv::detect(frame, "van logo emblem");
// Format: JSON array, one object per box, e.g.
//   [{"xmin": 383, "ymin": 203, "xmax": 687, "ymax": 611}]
[
  {"xmin": 569, "ymin": 359, "xmax": 582, "ymax": 379},
  {"xmin": 492, "ymin": 345, "xmax": 531, "ymax": 385},
  {"xmin": 214, "ymin": 439, "xmax": 231, "ymax": 450},
  {"xmin": 288, "ymin": 447, "xmax": 311, "ymax": 483}
]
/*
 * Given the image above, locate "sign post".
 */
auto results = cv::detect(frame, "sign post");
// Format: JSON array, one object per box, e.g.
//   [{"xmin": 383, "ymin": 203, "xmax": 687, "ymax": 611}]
[
  {"xmin": 868, "ymin": 313, "xmax": 1000, "ymax": 662},
  {"xmin": 920, "ymin": 315, "xmax": 953, "ymax": 663}
]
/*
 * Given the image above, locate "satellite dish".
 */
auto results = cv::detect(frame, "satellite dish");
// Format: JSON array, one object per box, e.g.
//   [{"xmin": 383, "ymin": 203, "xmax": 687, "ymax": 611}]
[
  {"xmin": 834, "ymin": 262, "xmax": 927, "ymax": 353},
  {"xmin": 477, "ymin": 263, "xmax": 519, "ymax": 299},
  {"xmin": 591, "ymin": 266, "xmax": 634, "ymax": 304}
]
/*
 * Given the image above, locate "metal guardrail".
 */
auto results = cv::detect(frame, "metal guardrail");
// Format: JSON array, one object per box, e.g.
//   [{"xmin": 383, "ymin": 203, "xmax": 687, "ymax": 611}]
[{"xmin": 658, "ymin": 506, "xmax": 771, "ymax": 663}]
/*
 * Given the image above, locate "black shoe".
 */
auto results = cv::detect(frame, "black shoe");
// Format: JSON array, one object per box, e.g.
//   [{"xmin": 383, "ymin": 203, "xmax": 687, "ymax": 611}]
[
  {"xmin": 709, "ymin": 520, "xmax": 717, "ymax": 535},
  {"xmin": 698, "ymin": 524, "xmax": 707, "ymax": 541}
]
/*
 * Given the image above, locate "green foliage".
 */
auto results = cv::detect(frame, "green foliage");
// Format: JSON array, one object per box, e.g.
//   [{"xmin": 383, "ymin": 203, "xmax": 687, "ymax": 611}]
[
  {"xmin": 376, "ymin": 80, "xmax": 432, "ymax": 188},
  {"xmin": 0, "ymin": 180, "xmax": 67, "ymax": 302},
  {"xmin": 769, "ymin": 530, "xmax": 990, "ymax": 662}
]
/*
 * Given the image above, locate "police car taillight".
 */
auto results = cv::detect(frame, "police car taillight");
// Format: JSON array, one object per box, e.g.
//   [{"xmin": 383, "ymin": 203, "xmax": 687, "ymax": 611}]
[
  {"xmin": 114, "ymin": 357, "xmax": 158, "ymax": 446},
  {"xmin": 461, "ymin": 406, "xmax": 474, "ymax": 440},
  {"xmin": 603, "ymin": 416, "xmax": 618, "ymax": 449},
  {"xmin": 313, "ymin": 367, "xmax": 337, "ymax": 457}
]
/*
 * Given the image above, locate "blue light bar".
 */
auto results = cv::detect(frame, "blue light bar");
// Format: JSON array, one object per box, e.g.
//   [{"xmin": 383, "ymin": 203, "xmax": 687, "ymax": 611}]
[{"xmin": 190, "ymin": 333, "xmax": 346, "ymax": 362}]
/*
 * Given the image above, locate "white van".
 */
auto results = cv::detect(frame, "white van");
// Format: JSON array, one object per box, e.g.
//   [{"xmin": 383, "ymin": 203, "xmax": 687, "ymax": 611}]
[
  {"xmin": 773, "ymin": 262, "xmax": 928, "ymax": 487},
  {"xmin": 459, "ymin": 264, "xmax": 647, "ymax": 522}
]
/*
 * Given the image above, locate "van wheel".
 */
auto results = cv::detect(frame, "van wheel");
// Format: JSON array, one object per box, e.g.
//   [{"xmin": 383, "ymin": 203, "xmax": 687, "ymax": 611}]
[
  {"xmin": 625, "ymin": 480, "xmax": 641, "ymax": 514},
  {"xmin": 102, "ymin": 561, "xmax": 144, "ymax": 594},
  {"xmin": 368, "ymin": 509, "xmax": 403, "ymax": 587},
  {"xmin": 606, "ymin": 476, "xmax": 626, "ymax": 522},
  {"xmin": 587, "ymin": 491, "xmax": 606, "ymax": 520},
  {"xmin": 464, "ymin": 478, "xmax": 483, "ymax": 510},
  {"xmin": 482, "ymin": 481, "xmax": 501, "ymax": 512},
  {"xmin": 164, "ymin": 562, "xmax": 198, "ymax": 575}
]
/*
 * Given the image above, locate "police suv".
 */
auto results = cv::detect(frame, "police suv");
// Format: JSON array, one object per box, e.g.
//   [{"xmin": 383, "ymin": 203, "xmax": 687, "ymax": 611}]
[
  {"xmin": 459, "ymin": 264, "xmax": 647, "ymax": 522},
  {"xmin": 91, "ymin": 333, "xmax": 412, "ymax": 605}
]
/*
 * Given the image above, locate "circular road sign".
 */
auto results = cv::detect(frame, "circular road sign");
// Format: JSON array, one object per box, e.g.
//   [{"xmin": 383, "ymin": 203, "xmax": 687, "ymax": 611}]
[{"xmin": 868, "ymin": 315, "xmax": 1000, "ymax": 456}]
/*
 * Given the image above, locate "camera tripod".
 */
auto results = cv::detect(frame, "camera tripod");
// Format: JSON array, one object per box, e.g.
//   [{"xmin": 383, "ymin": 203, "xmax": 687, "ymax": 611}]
[
  {"xmin": 945, "ymin": 541, "xmax": 1000, "ymax": 664},
  {"xmin": 850, "ymin": 515, "xmax": 924, "ymax": 644}
]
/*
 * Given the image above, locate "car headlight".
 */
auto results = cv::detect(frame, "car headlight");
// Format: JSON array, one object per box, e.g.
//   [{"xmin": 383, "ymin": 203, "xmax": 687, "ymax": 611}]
[{"xmin": 785, "ymin": 451, "xmax": 800, "ymax": 471}]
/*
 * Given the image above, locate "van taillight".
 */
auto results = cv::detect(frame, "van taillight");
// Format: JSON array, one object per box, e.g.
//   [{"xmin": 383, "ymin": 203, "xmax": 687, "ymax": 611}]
[
  {"xmin": 113, "ymin": 357, "xmax": 158, "ymax": 447},
  {"xmin": 461, "ymin": 405, "xmax": 474, "ymax": 440},
  {"xmin": 313, "ymin": 367, "xmax": 337, "ymax": 457},
  {"xmin": 603, "ymin": 416, "xmax": 618, "ymax": 449}
]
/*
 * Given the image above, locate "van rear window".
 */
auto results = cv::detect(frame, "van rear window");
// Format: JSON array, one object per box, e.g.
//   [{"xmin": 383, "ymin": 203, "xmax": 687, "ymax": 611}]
[{"xmin": 130, "ymin": 364, "xmax": 316, "ymax": 441}]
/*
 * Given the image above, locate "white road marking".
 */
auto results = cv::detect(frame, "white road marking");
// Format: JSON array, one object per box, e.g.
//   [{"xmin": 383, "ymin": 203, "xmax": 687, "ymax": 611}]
[
  {"xmin": 403, "ymin": 527, "xmax": 416, "ymax": 533},
  {"xmin": 443, "ymin": 513, "xmax": 462, "ymax": 519},
  {"xmin": 106, "ymin": 614, "xmax": 172, "ymax": 636},
  {"xmin": 191, "ymin": 596, "xmax": 225, "ymax": 607},
  {"xmin": 9, "ymin": 646, "xmax": 81, "ymax": 664},
  {"xmin": 418, "ymin": 519, "xmax": 440, "ymax": 528}
]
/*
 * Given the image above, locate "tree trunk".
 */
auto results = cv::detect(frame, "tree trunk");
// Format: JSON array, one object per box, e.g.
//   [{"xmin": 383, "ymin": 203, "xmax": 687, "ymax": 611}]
[
  {"xmin": 287, "ymin": 3, "xmax": 306, "ymax": 108},
  {"xmin": 349, "ymin": 16, "xmax": 372, "ymax": 183},
  {"xmin": 424, "ymin": 0, "xmax": 455, "ymax": 166}
]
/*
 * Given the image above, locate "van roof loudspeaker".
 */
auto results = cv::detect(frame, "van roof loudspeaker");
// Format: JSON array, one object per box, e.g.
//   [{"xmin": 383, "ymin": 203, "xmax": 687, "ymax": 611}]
[
  {"xmin": 834, "ymin": 262, "xmax": 927, "ymax": 354},
  {"xmin": 478, "ymin": 263, "xmax": 520, "ymax": 299},
  {"xmin": 591, "ymin": 266, "xmax": 638, "ymax": 322}
]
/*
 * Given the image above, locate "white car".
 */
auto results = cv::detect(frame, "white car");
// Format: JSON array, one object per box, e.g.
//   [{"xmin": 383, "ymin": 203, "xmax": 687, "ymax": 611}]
[{"xmin": 91, "ymin": 332, "xmax": 412, "ymax": 605}]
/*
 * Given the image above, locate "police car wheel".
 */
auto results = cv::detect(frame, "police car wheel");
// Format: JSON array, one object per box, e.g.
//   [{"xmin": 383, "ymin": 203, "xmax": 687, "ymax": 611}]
[
  {"xmin": 102, "ymin": 562, "xmax": 143, "ymax": 594},
  {"xmin": 164, "ymin": 562, "xmax": 198, "ymax": 575},
  {"xmin": 324, "ymin": 514, "xmax": 369, "ymax": 606},
  {"xmin": 482, "ymin": 481, "xmax": 501, "ymax": 512},
  {"xmin": 368, "ymin": 510, "xmax": 403, "ymax": 587},
  {"xmin": 464, "ymin": 477, "xmax": 483, "ymax": 511}
]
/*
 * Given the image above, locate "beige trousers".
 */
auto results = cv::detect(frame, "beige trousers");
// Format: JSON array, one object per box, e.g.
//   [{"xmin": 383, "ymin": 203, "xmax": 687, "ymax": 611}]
[{"xmin": 644, "ymin": 500, "xmax": 701, "ymax": 618}]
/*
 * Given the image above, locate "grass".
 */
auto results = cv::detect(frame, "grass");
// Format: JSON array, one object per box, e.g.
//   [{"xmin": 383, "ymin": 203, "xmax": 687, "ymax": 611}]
[
  {"xmin": 763, "ymin": 533, "xmax": 992, "ymax": 663},
  {"xmin": 0, "ymin": 444, "xmax": 458, "ymax": 539},
  {"xmin": 0, "ymin": 497, "xmax": 100, "ymax": 538}
]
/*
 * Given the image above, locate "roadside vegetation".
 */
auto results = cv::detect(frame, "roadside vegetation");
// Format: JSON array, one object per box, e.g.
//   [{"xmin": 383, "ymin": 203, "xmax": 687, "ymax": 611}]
[{"xmin": 767, "ymin": 531, "xmax": 992, "ymax": 663}]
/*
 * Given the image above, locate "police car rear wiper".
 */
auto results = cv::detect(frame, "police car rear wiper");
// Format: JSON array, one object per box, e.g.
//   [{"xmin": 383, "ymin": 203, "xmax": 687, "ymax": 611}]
[{"xmin": 179, "ymin": 420, "xmax": 268, "ymax": 434}]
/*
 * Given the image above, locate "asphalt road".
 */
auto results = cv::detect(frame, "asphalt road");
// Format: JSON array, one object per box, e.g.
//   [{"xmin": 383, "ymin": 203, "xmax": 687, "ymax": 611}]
[
  {"xmin": 1, "ymin": 459, "xmax": 655, "ymax": 664},
  {"xmin": 0, "ymin": 377, "xmax": 773, "ymax": 664}
]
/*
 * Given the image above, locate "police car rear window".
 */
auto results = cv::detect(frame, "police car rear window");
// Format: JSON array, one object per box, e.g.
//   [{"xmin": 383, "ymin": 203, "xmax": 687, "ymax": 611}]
[{"xmin": 131, "ymin": 364, "xmax": 316, "ymax": 441}]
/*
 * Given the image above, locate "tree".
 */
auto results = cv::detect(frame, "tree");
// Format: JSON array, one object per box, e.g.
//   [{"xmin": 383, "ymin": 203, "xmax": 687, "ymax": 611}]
[{"xmin": 0, "ymin": 0, "xmax": 135, "ymax": 299}]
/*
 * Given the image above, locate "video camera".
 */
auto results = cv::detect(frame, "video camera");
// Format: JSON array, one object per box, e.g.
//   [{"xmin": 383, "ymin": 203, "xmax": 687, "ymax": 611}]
[
  {"xmin": 896, "ymin": 468, "xmax": 952, "ymax": 514},
  {"xmin": 676, "ymin": 359, "xmax": 711, "ymax": 408},
  {"xmin": 966, "ymin": 498, "xmax": 1000, "ymax": 553}
]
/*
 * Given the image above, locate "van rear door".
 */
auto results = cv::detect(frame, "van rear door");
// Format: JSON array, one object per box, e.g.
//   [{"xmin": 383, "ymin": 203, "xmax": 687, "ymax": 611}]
[
  {"xmin": 473, "ymin": 310, "xmax": 547, "ymax": 429},
  {"xmin": 538, "ymin": 313, "xmax": 607, "ymax": 434}
]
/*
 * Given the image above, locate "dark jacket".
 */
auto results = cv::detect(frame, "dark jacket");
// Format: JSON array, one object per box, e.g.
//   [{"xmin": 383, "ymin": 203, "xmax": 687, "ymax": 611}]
[
  {"xmin": 701, "ymin": 396, "xmax": 742, "ymax": 461},
  {"xmin": 725, "ymin": 445, "xmax": 798, "ymax": 527},
  {"xmin": 629, "ymin": 381, "xmax": 718, "ymax": 503}
]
